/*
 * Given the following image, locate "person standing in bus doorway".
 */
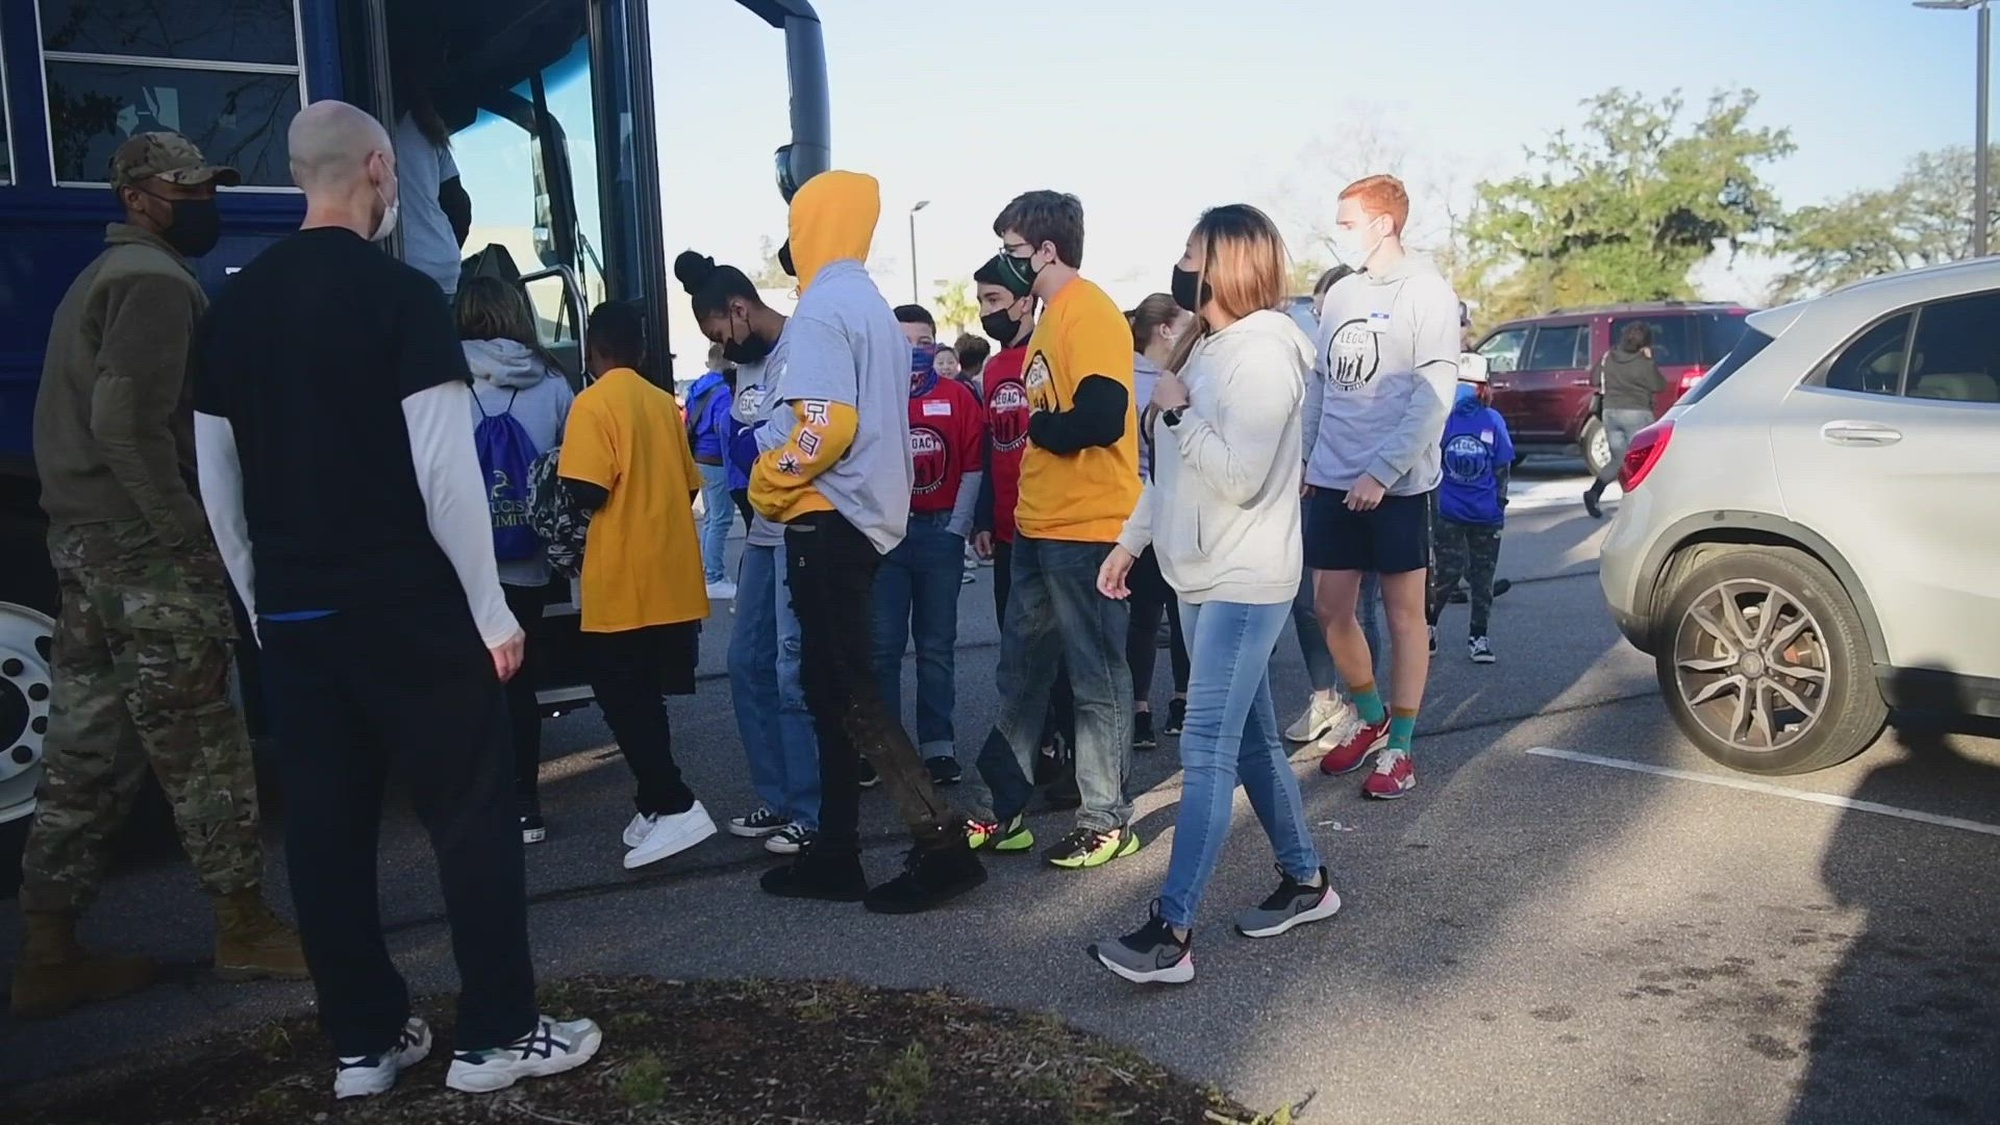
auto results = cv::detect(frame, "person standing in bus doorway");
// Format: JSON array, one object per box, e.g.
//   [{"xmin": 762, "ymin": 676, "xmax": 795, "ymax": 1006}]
[
  {"xmin": 194, "ymin": 102, "xmax": 598, "ymax": 1098},
  {"xmin": 14, "ymin": 133, "xmax": 307, "ymax": 1022},
  {"xmin": 751, "ymin": 170, "xmax": 986, "ymax": 914},
  {"xmin": 677, "ymin": 250, "xmax": 821, "ymax": 858},
  {"xmin": 1305, "ymin": 175, "xmax": 1462, "ymax": 800},
  {"xmin": 456, "ymin": 277, "xmax": 575, "ymax": 845},
  {"xmin": 684, "ymin": 339, "xmax": 740, "ymax": 600},
  {"xmin": 968, "ymin": 191, "xmax": 1143, "ymax": 871},
  {"xmin": 560, "ymin": 302, "xmax": 717, "ymax": 871},
  {"xmin": 876, "ymin": 308, "xmax": 987, "ymax": 788},
  {"xmin": 391, "ymin": 56, "xmax": 471, "ymax": 300}
]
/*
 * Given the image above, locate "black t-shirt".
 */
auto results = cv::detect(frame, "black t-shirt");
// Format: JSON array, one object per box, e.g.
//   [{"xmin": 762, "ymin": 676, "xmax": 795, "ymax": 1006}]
[{"xmin": 193, "ymin": 227, "xmax": 468, "ymax": 615}]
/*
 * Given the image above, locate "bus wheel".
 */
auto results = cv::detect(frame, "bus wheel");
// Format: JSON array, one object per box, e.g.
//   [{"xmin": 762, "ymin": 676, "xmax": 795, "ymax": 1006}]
[{"xmin": 0, "ymin": 601, "xmax": 56, "ymax": 897}]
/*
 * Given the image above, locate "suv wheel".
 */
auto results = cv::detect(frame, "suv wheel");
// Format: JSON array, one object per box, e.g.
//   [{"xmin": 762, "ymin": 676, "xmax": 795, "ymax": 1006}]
[
  {"xmin": 1580, "ymin": 417, "xmax": 1612, "ymax": 479},
  {"xmin": 1655, "ymin": 548, "xmax": 1887, "ymax": 776}
]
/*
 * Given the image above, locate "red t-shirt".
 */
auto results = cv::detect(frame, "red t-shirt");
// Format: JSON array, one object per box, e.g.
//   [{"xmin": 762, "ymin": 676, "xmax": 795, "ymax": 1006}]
[
  {"xmin": 908, "ymin": 375, "xmax": 987, "ymax": 514},
  {"xmin": 981, "ymin": 345, "xmax": 1031, "ymax": 541}
]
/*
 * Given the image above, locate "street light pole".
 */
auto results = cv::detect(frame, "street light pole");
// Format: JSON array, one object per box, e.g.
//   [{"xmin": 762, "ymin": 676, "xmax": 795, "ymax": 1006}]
[
  {"xmin": 1917, "ymin": 0, "xmax": 1993, "ymax": 256},
  {"xmin": 908, "ymin": 200, "xmax": 931, "ymax": 304}
]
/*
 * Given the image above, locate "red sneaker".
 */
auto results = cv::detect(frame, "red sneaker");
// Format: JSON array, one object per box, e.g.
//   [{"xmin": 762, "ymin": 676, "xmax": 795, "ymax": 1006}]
[
  {"xmin": 1362, "ymin": 750, "xmax": 1416, "ymax": 799},
  {"xmin": 1318, "ymin": 716, "xmax": 1389, "ymax": 775}
]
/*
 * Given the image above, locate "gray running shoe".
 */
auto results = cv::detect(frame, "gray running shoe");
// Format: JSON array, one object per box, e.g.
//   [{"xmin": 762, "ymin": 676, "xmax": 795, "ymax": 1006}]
[
  {"xmin": 1088, "ymin": 903, "xmax": 1193, "ymax": 984},
  {"xmin": 1234, "ymin": 866, "xmax": 1341, "ymax": 939}
]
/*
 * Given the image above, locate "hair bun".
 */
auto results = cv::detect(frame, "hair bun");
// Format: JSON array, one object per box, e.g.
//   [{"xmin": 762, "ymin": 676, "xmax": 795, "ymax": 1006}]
[{"xmin": 673, "ymin": 250, "xmax": 717, "ymax": 293}]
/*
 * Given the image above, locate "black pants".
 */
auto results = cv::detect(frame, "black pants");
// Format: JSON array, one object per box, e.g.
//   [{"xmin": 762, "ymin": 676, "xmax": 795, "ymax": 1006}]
[
  {"xmin": 786, "ymin": 511, "xmax": 956, "ymax": 853},
  {"xmin": 1126, "ymin": 547, "xmax": 1189, "ymax": 702},
  {"xmin": 259, "ymin": 598, "xmax": 535, "ymax": 1058},
  {"xmin": 583, "ymin": 626, "xmax": 698, "ymax": 818},
  {"xmin": 993, "ymin": 536, "xmax": 1075, "ymax": 746},
  {"xmin": 502, "ymin": 582, "xmax": 553, "ymax": 809},
  {"xmin": 730, "ymin": 487, "xmax": 755, "ymax": 535}
]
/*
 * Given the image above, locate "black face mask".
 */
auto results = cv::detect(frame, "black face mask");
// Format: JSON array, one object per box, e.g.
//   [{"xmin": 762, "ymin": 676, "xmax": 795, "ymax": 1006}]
[
  {"xmin": 980, "ymin": 308, "xmax": 1021, "ymax": 346},
  {"xmin": 721, "ymin": 311, "xmax": 774, "ymax": 365},
  {"xmin": 1171, "ymin": 265, "xmax": 1210, "ymax": 315},
  {"xmin": 147, "ymin": 194, "xmax": 222, "ymax": 258},
  {"xmin": 777, "ymin": 239, "xmax": 796, "ymax": 278}
]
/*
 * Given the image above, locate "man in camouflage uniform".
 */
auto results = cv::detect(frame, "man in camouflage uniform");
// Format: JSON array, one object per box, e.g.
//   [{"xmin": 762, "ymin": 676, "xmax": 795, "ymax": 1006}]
[{"xmin": 14, "ymin": 133, "xmax": 305, "ymax": 1020}]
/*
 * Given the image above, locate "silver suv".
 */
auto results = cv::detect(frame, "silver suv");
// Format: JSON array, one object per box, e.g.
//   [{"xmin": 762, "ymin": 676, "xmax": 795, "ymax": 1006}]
[{"xmin": 1600, "ymin": 258, "xmax": 2000, "ymax": 775}]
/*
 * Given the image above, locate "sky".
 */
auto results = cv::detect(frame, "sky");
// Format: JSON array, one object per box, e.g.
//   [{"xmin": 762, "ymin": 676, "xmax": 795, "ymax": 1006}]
[{"xmin": 648, "ymin": 0, "xmax": 1997, "ymax": 314}]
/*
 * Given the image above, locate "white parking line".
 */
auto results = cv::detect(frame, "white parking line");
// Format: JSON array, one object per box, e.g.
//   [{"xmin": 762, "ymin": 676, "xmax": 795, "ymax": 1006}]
[{"xmin": 1526, "ymin": 747, "xmax": 2000, "ymax": 839}]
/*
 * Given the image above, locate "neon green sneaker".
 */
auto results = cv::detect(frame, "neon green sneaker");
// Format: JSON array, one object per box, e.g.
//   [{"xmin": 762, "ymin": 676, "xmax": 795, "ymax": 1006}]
[
  {"xmin": 1042, "ymin": 827, "xmax": 1141, "ymax": 870},
  {"xmin": 966, "ymin": 815, "xmax": 1034, "ymax": 853}
]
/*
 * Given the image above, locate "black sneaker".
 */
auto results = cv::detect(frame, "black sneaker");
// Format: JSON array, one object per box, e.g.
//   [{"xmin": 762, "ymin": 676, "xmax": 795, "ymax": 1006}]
[
  {"xmin": 1162, "ymin": 698, "xmax": 1186, "ymax": 737},
  {"xmin": 1088, "ymin": 903, "xmax": 1193, "ymax": 984},
  {"xmin": 858, "ymin": 760, "xmax": 881, "ymax": 789},
  {"xmin": 1132, "ymin": 710, "xmax": 1156, "ymax": 751},
  {"xmin": 863, "ymin": 841, "xmax": 987, "ymax": 914},
  {"xmin": 1234, "ymin": 865, "xmax": 1342, "ymax": 939},
  {"xmin": 520, "ymin": 814, "xmax": 547, "ymax": 846},
  {"xmin": 1448, "ymin": 587, "xmax": 1469, "ymax": 605},
  {"xmin": 1043, "ymin": 764, "xmax": 1081, "ymax": 812},
  {"xmin": 1583, "ymin": 486, "xmax": 1604, "ymax": 520},
  {"xmin": 1033, "ymin": 732, "xmax": 1066, "ymax": 785},
  {"xmin": 924, "ymin": 755, "xmax": 963, "ymax": 786},
  {"xmin": 1492, "ymin": 578, "xmax": 1513, "ymax": 598},
  {"xmin": 760, "ymin": 846, "xmax": 869, "ymax": 902}
]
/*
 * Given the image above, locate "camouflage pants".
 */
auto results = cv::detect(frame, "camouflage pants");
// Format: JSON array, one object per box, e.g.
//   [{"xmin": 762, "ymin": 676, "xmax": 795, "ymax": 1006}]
[
  {"xmin": 18, "ymin": 520, "xmax": 264, "ymax": 914},
  {"xmin": 1427, "ymin": 519, "xmax": 1503, "ymax": 637}
]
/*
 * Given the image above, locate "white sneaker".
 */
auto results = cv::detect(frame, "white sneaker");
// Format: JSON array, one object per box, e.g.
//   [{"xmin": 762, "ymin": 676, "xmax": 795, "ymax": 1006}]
[
  {"xmin": 622, "ymin": 812, "xmax": 654, "ymax": 849},
  {"xmin": 623, "ymin": 802, "xmax": 717, "ymax": 870},
  {"xmin": 445, "ymin": 1015, "xmax": 603, "ymax": 1094},
  {"xmin": 706, "ymin": 580, "xmax": 738, "ymax": 601},
  {"xmin": 334, "ymin": 1017, "xmax": 432, "ymax": 1099},
  {"xmin": 1284, "ymin": 696, "xmax": 1341, "ymax": 743}
]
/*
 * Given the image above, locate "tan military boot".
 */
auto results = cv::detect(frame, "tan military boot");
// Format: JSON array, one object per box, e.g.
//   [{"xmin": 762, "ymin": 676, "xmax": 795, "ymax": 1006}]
[
  {"xmin": 212, "ymin": 888, "xmax": 310, "ymax": 981},
  {"xmin": 10, "ymin": 910, "xmax": 158, "ymax": 1019}
]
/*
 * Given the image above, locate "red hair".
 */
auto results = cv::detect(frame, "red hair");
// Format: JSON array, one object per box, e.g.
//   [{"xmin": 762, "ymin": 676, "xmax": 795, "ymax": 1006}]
[{"xmin": 1339, "ymin": 174, "xmax": 1411, "ymax": 236}]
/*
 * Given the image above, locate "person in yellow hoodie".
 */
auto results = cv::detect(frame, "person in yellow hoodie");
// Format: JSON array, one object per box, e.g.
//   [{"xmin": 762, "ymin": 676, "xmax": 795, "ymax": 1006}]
[{"xmin": 749, "ymin": 170, "xmax": 986, "ymax": 914}]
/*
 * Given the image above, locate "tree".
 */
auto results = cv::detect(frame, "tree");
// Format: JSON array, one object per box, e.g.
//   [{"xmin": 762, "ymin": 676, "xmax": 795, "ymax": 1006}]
[
  {"xmin": 1460, "ymin": 88, "xmax": 1794, "ymax": 325},
  {"xmin": 930, "ymin": 280, "xmax": 980, "ymax": 338},
  {"xmin": 749, "ymin": 235, "xmax": 792, "ymax": 289},
  {"xmin": 1772, "ymin": 147, "xmax": 2000, "ymax": 301}
]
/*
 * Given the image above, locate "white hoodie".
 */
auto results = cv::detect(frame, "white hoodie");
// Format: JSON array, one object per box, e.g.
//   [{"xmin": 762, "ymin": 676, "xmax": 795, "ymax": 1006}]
[{"xmin": 1117, "ymin": 308, "xmax": 1315, "ymax": 606}]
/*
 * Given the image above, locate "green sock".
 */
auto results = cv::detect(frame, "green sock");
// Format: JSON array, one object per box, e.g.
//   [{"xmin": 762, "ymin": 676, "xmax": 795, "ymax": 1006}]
[
  {"xmin": 1388, "ymin": 710, "xmax": 1417, "ymax": 753},
  {"xmin": 1350, "ymin": 681, "xmax": 1386, "ymax": 726}
]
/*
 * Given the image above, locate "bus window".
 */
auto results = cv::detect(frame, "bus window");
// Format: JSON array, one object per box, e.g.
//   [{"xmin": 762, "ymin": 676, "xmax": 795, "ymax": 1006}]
[{"xmin": 38, "ymin": 0, "xmax": 304, "ymax": 186}]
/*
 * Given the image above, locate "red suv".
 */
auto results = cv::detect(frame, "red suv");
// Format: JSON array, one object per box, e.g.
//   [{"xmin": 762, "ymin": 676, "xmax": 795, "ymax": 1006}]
[{"xmin": 1473, "ymin": 303, "xmax": 1752, "ymax": 477}]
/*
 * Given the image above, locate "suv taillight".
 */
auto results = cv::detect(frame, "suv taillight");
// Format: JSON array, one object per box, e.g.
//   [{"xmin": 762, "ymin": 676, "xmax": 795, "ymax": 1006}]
[
  {"xmin": 1676, "ymin": 366, "xmax": 1707, "ymax": 396},
  {"xmin": 1619, "ymin": 420, "xmax": 1673, "ymax": 492}
]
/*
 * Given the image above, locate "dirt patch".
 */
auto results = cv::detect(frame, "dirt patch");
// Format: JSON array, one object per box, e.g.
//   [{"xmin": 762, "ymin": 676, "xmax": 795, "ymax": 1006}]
[{"xmin": 11, "ymin": 975, "xmax": 1261, "ymax": 1125}]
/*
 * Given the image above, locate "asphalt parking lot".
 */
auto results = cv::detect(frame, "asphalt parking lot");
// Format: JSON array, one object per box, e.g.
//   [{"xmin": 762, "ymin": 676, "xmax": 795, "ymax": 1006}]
[{"xmin": 2, "ymin": 461, "xmax": 1995, "ymax": 1124}]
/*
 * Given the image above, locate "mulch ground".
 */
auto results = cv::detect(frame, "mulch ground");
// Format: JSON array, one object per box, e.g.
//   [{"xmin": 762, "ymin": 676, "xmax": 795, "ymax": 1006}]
[{"xmin": 10, "ymin": 974, "xmax": 1269, "ymax": 1124}]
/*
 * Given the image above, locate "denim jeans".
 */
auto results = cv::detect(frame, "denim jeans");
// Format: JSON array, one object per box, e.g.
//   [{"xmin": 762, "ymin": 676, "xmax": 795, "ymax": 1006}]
[
  {"xmin": 728, "ymin": 543, "xmax": 820, "ymax": 829},
  {"xmin": 872, "ymin": 513, "xmax": 964, "ymax": 760},
  {"xmin": 1292, "ymin": 566, "xmax": 1382, "ymax": 691},
  {"xmin": 1160, "ymin": 599, "xmax": 1321, "ymax": 930},
  {"xmin": 1596, "ymin": 408, "xmax": 1656, "ymax": 485},
  {"xmin": 696, "ymin": 461, "xmax": 732, "ymax": 584},
  {"xmin": 971, "ymin": 536, "xmax": 1132, "ymax": 833}
]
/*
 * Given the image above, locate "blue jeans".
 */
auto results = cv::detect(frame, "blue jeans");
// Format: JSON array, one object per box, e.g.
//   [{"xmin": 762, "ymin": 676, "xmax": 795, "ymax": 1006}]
[
  {"xmin": 1292, "ymin": 567, "xmax": 1383, "ymax": 692},
  {"xmin": 1161, "ymin": 599, "xmax": 1321, "ymax": 930},
  {"xmin": 697, "ymin": 462, "xmax": 732, "ymax": 584},
  {"xmin": 970, "ymin": 536, "xmax": 1132, "ymax": 833},
  {"xmin": 727, "ymin": 543, "xmax": 819, "ymax": 828},
  {"xmin": 871, "ymin": 513, "xmax": 964, "ymax": 759}
]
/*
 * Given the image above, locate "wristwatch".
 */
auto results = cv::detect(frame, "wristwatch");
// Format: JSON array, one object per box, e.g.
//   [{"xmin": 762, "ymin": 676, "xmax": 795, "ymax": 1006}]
[{"xmin": 1162, "ymin": 406, "xmax": 1186, "ymax": 428}]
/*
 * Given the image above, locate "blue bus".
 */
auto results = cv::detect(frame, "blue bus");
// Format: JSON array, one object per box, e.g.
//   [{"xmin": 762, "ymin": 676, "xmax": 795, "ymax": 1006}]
[{"xmin": 0, "ymin": 0, "xmax": 831, "ymax": 855}]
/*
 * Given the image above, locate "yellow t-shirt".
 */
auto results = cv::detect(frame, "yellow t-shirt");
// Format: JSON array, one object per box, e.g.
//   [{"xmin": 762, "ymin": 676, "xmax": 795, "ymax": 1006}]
[
  {"xmin": 559, "ymin": 367, "xmax": 709, "ymax": 632},
  {"xmin": 1015, "ymin": 277, "xmax": 1141, "ymax": 542}
]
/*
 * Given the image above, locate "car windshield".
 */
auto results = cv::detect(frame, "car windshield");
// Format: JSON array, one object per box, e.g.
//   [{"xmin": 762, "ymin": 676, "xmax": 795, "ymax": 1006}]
[{"xmin": 1678, "ymin": 326, "xmax": 1774, "ymax": 407}]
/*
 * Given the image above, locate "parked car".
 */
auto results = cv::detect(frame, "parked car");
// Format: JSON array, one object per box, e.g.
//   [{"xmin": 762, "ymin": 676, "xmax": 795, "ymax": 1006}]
[
  {"xmin": 1598, "ymin": 260, "xmax": 2000, "ymax": 775},
  {"xmin": 1473, "ymin": 303, "xmax": 1752, "ymax": 477}
]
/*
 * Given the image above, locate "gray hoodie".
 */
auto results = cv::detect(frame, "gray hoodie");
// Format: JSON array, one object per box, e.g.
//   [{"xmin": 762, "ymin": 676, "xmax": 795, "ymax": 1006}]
[
  {"xmin": 463, "ymin": 338, "xmax": 574, "ymax": 588},
  {"xmin": 1303, "ymin": 255, "xmax": 1461, "ymax": 496},
  {"xmin": 1598, "ymin": 346, "xmax": 1666, "ymax": 413},
  {"xmin": 1132, "ymin": 351, "xmax": 1163, "ymax": 482}
]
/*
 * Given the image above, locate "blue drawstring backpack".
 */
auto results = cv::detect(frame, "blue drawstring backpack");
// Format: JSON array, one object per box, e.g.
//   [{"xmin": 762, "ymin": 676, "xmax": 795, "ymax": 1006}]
[{"xmin": 473, "ymin": 389, "xmax": 541, "ymax": 562}]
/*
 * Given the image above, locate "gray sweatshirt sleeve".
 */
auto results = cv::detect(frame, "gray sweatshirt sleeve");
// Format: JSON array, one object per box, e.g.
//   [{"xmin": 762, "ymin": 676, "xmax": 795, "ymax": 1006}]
[
  {"xmin": 1364, "ymin": 278, "xmax": 1462, "ymax": 491},
  {"xmin": 1300, "ymin": 360, "xmax": 1326, "ymax": 476},
  {"xmin": 948, "ymin": 471, "xmax": 983, "ymax": 540},
  {"xmin": 1117, "ymin": 481, "xmax": 1156, "ymax": 556}
]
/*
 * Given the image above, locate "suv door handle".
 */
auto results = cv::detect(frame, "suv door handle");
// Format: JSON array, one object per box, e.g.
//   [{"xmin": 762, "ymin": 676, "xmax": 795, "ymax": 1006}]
[
  {"xmin": 1821, "ymin": 421, "xmax": 1902, "ymax": 447},
  {"xmin": 1569, "ymin": 377, "xmax": 1595, "ymax": 387}
]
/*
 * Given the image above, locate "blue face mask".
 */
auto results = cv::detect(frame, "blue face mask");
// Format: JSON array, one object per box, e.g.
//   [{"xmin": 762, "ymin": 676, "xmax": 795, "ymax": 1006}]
[
  {"xmin": 1456, "ymin": 383, "xmax": 1482, "ymax": 406},
  {"xmin": 910, "ymin": 343, "xmax": 938, "ymax": 395}
]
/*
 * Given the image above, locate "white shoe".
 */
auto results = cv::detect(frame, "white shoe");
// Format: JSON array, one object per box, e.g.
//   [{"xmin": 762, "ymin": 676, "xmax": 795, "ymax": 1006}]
[
  {"xmin": 623, "ymin": 802, "xmax": 717, "ymax": 870},
  {"xmin": 1284, "ymin": 696, "xmax": 1341, "ymax": 743},
  {"xmin": 706, "ymin": 580, "xmax": 738, "ymax": 601},
  {"xmin": 622, "ymin": 812, "xmax": 654, "ymax": 849},
  {"xmin": 445, "ymin": 1015, "xmax": 603, "ymax": 1094},
  {"xmin": 334, "ymin": 1017, "xmax": 432, "ymax": 1099}
]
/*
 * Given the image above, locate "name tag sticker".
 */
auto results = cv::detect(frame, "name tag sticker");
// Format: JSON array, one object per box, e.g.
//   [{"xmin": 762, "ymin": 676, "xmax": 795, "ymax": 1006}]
[
  {"xmin": 922, "ymin": 401, "xmax": 952, "ymax": 417},
  {"xmin": 1481, "ymin": 429, "xmax": 1495, "ymax": 443},
  {"xmin": 1367, "ymin": 312, "xmax": 1392, "ymax": 334}
]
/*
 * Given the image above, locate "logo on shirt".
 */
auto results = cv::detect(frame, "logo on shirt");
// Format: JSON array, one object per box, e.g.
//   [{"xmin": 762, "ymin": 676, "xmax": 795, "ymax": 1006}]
[
  {"xmin": 1023, "ymin": 352, "xmax": 1053, "ymax": 409},
  {"xmin": 1327, "ymin": 320, "xmax": 1381, "ymax": 390},
  {"xmin": 910, "ymin": 426, "xmax": 948, "ymax": 495},
  {"xmin": 988, "ymin": 380, "xmax": 1031, "ymax": 453},
  {"xmin": 1443, "ymin": 433, "xmax": 1495, "ymax": 485}
]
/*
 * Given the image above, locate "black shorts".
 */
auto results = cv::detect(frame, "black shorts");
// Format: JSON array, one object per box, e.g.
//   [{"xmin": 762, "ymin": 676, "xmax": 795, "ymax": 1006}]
[{"xmin": 1303, "ymin": 487, "xmax": 1433, "ymax": 575}]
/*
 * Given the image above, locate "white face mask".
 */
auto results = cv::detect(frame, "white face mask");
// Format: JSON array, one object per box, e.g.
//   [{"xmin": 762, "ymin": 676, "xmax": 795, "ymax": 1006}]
[
  {"xmin": 1330, "ymin": 216, "xmax": 1384, "ymax": 270},
  {"xmin": 369, "ymin": 168, "xmax": 400, "ymax": 243}
]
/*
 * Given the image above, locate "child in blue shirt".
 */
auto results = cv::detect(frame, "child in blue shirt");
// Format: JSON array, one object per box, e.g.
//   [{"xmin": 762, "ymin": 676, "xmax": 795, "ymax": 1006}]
[{"xmin": 1428, "ymin": 356, "xmax": 1512, "ymax": 664}]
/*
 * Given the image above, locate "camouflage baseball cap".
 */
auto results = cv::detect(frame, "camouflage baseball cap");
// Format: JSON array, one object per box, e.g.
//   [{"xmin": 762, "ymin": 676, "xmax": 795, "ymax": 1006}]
[{"xmin": 109, "ymin": 132, "xmax": 241, "ymax": 190}]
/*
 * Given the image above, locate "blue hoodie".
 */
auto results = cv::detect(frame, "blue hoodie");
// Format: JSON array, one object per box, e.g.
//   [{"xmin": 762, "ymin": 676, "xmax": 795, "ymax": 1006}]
[
  {"xmin": 683, "ymin": 368, "xmax": 737, "ymax": 463},
  {"xmin": 1437, "ymin": 385, "xmax": 1513, "ymax": 526}
]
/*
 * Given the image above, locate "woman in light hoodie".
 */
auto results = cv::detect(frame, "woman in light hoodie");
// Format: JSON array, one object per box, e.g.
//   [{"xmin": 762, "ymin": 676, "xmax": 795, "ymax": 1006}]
[
  {"xmin": 1089, "ymin": 205, "xmax": 1339, "ymax": 985},
  {"xmin": 457, "ymin": 278, "xmax": 575, "ymax": 844}
]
